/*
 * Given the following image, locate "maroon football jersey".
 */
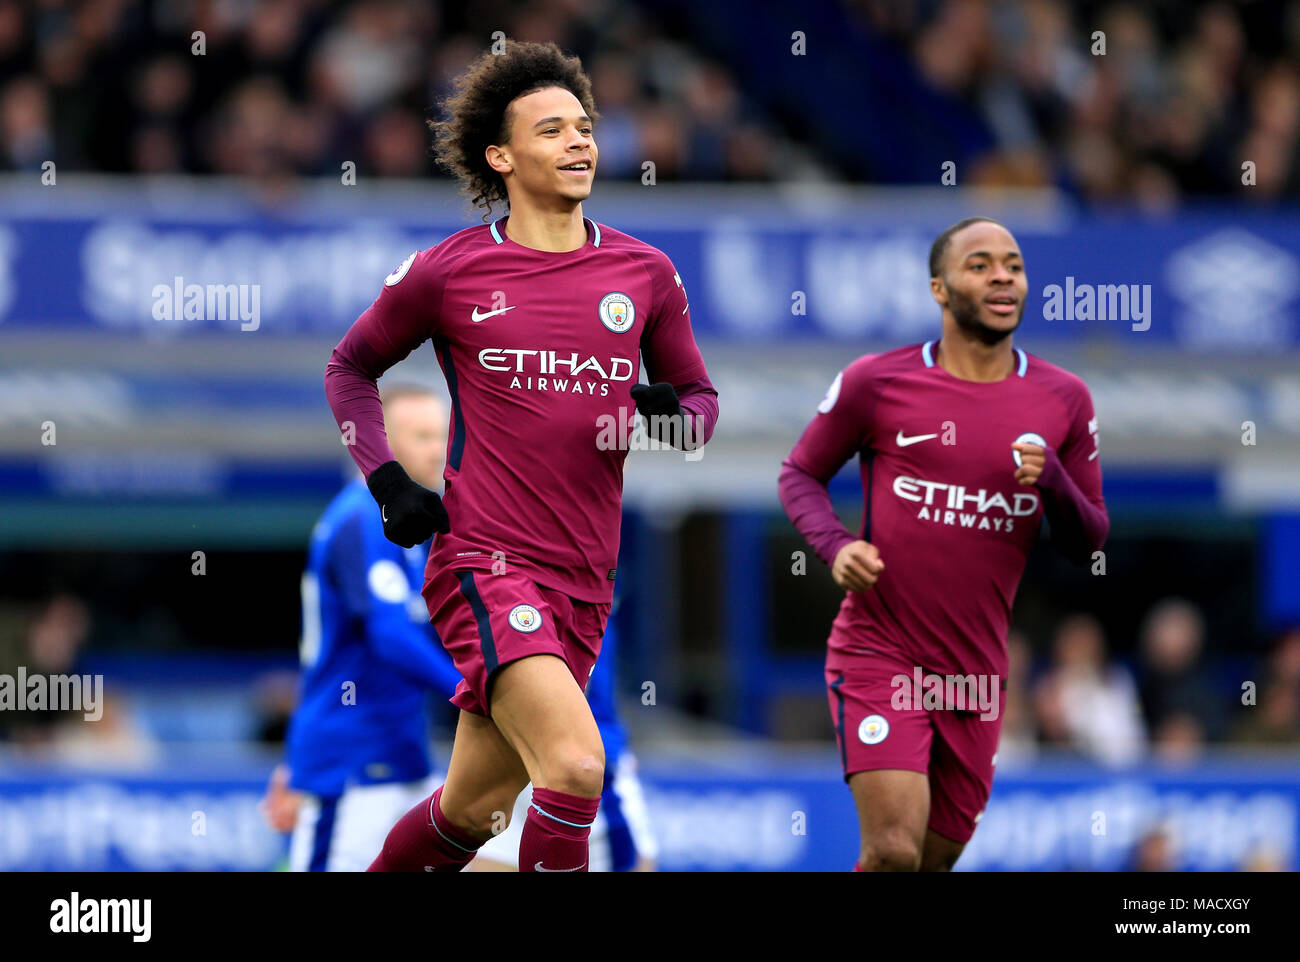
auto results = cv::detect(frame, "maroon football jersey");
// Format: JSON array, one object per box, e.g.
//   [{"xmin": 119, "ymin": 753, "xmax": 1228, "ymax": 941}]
[
  {"xmin": 782, "ymin": 341, "xmax": 1105, "ymax": 678},
  {"xmin": 327, "ymin": 217, "xmax": 718, "ymax": 602}
]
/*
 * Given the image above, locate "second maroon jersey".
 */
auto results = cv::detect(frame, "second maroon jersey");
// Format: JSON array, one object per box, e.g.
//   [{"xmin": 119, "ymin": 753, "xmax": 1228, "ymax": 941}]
[{"xmin": 783, "ymin": 341, "xmax": 1104, "ymax": 678}]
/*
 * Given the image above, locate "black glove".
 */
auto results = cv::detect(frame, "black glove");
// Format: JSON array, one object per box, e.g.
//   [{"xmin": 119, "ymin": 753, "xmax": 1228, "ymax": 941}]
[
  {"xmin": 366, "ymin": 460, "xmax": 450, "ymax": 548},
  {"xmin": 630, "ymin": 381, "xmax": 682, "ymax": 417},
  {"xmin": 631, "ymin": 382, "xmax": 689, "ymax": 447}
]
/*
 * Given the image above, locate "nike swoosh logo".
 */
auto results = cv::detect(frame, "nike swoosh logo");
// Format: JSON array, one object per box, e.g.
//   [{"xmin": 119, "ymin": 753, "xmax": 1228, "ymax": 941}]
[
  {"xmin": 896, "ymin": 430, "xmax": 939, "ymax": 447},
  {"xmin": 471, "ymin": 305, "xmax": 517, "ymax": 323},
  {"xmin": 534, "ymin": 861, "xmax": 585, "ymax": 872},
  {"xmin": 381, "ymin": 505, "xmax": 388, "ymax": 522}
]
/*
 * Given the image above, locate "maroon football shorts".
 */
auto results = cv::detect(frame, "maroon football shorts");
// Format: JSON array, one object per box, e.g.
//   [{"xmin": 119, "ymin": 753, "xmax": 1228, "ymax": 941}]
[
  {"xmin": 423, "ymin": 566, "xmax": 610, "ymax": 717},
  {"xmin": 825, "ymin": 644, "xmax": 1003, "ymax": 844}
]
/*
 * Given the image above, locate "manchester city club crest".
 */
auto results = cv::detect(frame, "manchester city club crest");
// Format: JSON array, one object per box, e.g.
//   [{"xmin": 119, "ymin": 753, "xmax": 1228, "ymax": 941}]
[
  {"xmin": 508, "ymin": 603, "xmax": 542, "ymax": 633},
  {"xmin": 599, "ymin": 292, "xmax": 635, "ymax": 333},
  {"xmin": 1012, "ymin": 431, "xmax": 1047, "ymax": 467},
  {"xmin": 858, "ymin": 714, "xmax": 890, "ymax": 745}
]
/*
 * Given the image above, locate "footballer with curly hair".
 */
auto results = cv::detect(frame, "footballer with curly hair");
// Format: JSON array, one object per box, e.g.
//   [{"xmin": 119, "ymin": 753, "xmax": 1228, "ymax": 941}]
[{"xmin": 325, "ymin": 40, "xmax": 718, "ymax": 872}]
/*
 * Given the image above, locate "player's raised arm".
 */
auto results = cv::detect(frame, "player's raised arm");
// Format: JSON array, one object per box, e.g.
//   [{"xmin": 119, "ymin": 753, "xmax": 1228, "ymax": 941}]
[
  {"xmin": 779, "ymin": 361, "xmax": 874, "ymax": 572},
  {"xmin": 634, "ymin": 256, "xmax": 718, "ymax": 451},
  {"xmin": 325, "ymin": 249, "xmax": 450, "ymax": 547},
  {"xmin": 1016, "ymin": 380, "xmax": 1109, "ymax": 564}
]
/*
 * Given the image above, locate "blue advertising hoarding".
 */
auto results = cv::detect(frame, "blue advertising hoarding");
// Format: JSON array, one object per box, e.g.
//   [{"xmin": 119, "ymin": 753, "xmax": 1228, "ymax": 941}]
[
  {"xmin": 1, "ymin": 197, "xmax": 1297, "ymax": 350},
  {"xmin": 1, "ymin": 756, "xmax": 1295, "ymax": 871}
]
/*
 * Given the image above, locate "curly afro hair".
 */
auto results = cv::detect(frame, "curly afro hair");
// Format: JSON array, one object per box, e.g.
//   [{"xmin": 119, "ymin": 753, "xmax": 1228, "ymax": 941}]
[{"xmin": 430, "ymin": 41, "xmax": 598, "ymax": 219}]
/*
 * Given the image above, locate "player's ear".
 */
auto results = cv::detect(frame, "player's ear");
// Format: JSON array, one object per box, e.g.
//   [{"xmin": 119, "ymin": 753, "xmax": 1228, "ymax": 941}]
[
  {"xmin": 930, "ymin": 276, "xmax": 948, "ymax": 307},
  {"xmin": 485, "ymin": 144, "xmax": 512, "ymax": 176}
]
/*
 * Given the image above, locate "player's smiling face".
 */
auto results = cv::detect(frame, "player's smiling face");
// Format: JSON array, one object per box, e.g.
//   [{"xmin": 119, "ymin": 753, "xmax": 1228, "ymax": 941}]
[
  {"xmin": 932, "ymin": 222, "xmax": 1028, "ymax": 344},
  {"xmin": 491, "ymin": 85, "xmax": 597, "ymax": 207}
]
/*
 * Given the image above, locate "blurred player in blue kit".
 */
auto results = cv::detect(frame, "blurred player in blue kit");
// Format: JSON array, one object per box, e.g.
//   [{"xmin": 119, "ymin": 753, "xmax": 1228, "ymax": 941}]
[{"xmin": 263, "ymin": 384, "xmax": 462, "ymax": 871}]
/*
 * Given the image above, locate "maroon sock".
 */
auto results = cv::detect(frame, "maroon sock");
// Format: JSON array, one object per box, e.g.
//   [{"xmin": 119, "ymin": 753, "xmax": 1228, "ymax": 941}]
[
  {"xmin": 366, "ymin": 785, "xmax": 483, "ymax": 872},
  {"xmin": 519, "ymin": 787, "xmax": 601, "ymax": 873}
]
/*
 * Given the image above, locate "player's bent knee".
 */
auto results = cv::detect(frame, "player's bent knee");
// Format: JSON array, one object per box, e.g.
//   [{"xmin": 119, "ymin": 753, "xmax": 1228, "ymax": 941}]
[
  {"xmin": 861, "ymin": 830, "xmax": 923, "ymax": 872},
  {"xmin": 535, "ymin": 748, "xmax": 604, "ymax": 798},
  {"xmin": 862, "ymin": 846, "xmax": 921, "ymax": 872}
]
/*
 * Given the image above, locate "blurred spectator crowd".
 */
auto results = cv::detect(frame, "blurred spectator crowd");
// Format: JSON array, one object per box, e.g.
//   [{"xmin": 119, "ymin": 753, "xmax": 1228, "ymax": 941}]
[
  {"xmin": 0, "ymin": 593, "xmax": 160, "ymax": 767},
  {"xmin": 0, "ymin": 0, "xmax": 809, "ymax": 185},
  {"xmin": 851, "ymin": 0, "xmax": 1300, "ymax": 203},
  {"xmin": 999, "ymin": 598, "xmax": 1300, "ymax": 767},
  {"xmin": 0, "ymin": 0, "xmax": 1295, "ymax": 202}
]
